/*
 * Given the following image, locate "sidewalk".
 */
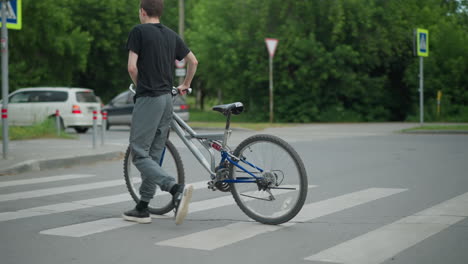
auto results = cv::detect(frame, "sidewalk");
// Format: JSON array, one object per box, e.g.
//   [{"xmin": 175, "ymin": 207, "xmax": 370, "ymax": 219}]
[
  {"xmin": 0, "ymin": 137, "xmax": 124, "ymax": 175},
  {"xmin": 1, "ymin": 122, "xmax": 466, "ymax": 176}
]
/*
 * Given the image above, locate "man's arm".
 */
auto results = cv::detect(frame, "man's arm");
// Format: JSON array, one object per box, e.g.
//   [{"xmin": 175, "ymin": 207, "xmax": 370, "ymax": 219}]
[
  {"xmin": 128, "ymin": 50, "xmax": 139, "ymax": 85},
  {"xmin": 177, "ymin": 51, "xmax": 198, "ymax": 95}
]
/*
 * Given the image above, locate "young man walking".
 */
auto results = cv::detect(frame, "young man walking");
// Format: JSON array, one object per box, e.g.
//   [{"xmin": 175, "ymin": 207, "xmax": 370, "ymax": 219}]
[{"xmin": 122, "ymin": 0, "xmax": 198, "ymax": 225}]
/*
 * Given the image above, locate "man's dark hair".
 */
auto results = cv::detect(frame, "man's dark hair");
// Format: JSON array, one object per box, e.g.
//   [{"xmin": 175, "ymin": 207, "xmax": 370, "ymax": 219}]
[{"xmin": 141, "ymin": 0, "xmax": 164, "ymax": 18}]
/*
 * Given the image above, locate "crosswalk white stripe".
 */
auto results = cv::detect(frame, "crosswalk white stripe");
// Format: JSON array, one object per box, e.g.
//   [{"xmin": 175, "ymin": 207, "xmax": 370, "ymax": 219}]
[
  {"xmin": 156, "ymin": 188, "xmax": 407, "ymax": 250},
  {"xmin": 40, "ymin": 185, "xmax": 317, "ymax": 237},
  {"xmin": 0, "ymin": 174, "xmax": 96, "ymax": 188},
  {"xmin": 40, "ymin": 218, "xmax": 136, "ymax": 237},
  {"xmin": 190, "ymin": 185, "xmax": 317, "ymax": 214},
  {"xmin": 159, "ymin": 222, "xmax": 282, "ymax": 250},
  {"xmin": 0, "ymin": 194, "xmax": 130, "ymax": 222},
  {"xmin": 0, "ymin": 181, "xmax": 208, "ymax": 222},
  {"xmin": 0, "ymin": 179, "xmax": 126, "ymax": 202},
  {"xmin": 304, "ymin": 191, "xmax": 468, "ymax": 264},
  {"xmin": 0, "ymin": 178, "xmax": 207, "ymax": 203},
  {"xmin": 294, "ymin": 188, "xmax": 407, "ymax": 222}
]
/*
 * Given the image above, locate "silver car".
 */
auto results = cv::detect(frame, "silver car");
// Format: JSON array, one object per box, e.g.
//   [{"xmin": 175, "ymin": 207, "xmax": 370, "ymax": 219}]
[{"xmin": 102, "ymin": 91, "xmax": 189, "ymax": 130}]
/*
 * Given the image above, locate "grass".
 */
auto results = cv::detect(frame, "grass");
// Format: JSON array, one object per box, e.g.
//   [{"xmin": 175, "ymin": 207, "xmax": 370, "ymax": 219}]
[
  {"xmin": 0, "ymin": 119, "xmax": 76, "ymax": 140},
  {"xmin": 402, "ymin": 124, "xmax": 468, "ymax": 132},
  {"xmin": 188, "ymin": 109, "xmax": 295, "ymax": 131},
  {"xmin": 188, "ymin": 121, "xmax": 295, "ymax": 131}
]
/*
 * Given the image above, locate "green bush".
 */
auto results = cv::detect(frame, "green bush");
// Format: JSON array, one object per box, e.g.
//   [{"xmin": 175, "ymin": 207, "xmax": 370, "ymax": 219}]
[{"xmin": 0, "ymin": 119, "xmax": 75, "ymax": 140}]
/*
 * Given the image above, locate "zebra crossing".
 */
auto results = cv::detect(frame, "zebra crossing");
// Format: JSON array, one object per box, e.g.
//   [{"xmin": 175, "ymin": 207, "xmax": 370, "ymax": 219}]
[{"xmin": 1, "ymin": 173, "xmax": 467, "ymax": 264}]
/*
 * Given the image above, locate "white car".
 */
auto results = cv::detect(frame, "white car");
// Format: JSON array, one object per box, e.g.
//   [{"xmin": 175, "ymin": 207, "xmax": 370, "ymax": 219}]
[{"xmin": 1, "ymin": 87, "xmax": 101, "ymax": 133}]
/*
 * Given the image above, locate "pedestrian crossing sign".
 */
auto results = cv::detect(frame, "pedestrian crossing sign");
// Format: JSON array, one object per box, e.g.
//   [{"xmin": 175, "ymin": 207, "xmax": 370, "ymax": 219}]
[
  {"xmin": 0, "ymin": 0, "xmax": 22, "ymax": 30},
  {"xmin": 416, "ymin": 28, "xmax": 429, "ymax": 57}
]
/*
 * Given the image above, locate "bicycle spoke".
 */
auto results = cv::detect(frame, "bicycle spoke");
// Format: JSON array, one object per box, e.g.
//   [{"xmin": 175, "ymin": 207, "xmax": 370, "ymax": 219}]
[{"xmin": 230, "ymin": 135, "xmax": 308, "ymax": 225}]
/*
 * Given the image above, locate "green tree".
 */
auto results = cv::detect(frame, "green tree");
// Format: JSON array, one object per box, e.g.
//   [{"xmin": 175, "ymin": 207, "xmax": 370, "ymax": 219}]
[
  {"xmin": 7, "ymin": 0, "xmax": 91, "ymax": 89},
  {"xmin": 4, "ymin": 0, "xmax": 467, "ymax": 122}
]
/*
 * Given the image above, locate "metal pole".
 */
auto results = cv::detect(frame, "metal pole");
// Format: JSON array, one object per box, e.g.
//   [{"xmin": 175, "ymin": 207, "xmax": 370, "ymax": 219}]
[
  {"xmin": 269, "ymin": 56, "xmax": 274, "ymax": 123},
  {"xmin": 55, "ymin": 110, "xmax": 60, "ymax": 136},
  {"xmin": 178, "ymin": 0, "xmax": 185, "ymax": 85},
  {"xmin": 1, "ymin": 1, "xmax": 9, "ymax": 159},
  {"xmin": 101, "ymin": 111, "xmax": 106, "ymax": 146},
  {"xmin": 92, "ymin": 110, "xmax": 97, "ymax": 149},
  {"xmin": 419, "ymin": 56, "xmax": 424, "ymax": 125},
  {"xmin": 178, "ymin": 0, "xmax": 184, "ymax": 40}
]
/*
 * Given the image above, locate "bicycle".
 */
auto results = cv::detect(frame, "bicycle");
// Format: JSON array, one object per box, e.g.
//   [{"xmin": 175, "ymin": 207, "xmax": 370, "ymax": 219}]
[{"xmin": 123, "ymin": 85, "xmax": 308, "ymax": 225}]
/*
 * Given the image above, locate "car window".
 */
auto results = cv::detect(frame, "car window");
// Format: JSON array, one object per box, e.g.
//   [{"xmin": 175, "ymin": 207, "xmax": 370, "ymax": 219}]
[
  {"xmin": 10, "ymin": 91, "xmax": 69, "ymax": 103},
  {"xmin": 76, "ymin": 91, "xmax": 98, "ymax": 103},
  {"xmin": 45, "ymin": 91, "xmax": 68, "ymax": 102},
  {"xmin": 128, "ymin": 93, "xmax": 135, "ymax": 104},
  {"xmin": 34, "ymin": 91, "xmax": 68, "ymax": 102},
  {"xmin": 113, "ymin": 92, "xmax": 132, "ymax": 106},
  {"xmin": 9, "ymin": 92, "xmax": 30, "ymax": 103}
]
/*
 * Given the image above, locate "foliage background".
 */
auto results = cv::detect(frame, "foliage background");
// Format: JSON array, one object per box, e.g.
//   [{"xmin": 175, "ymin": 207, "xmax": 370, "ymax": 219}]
[{"xmin": 3, "ymin": 0, "xmax": 468, "ymax": 122}]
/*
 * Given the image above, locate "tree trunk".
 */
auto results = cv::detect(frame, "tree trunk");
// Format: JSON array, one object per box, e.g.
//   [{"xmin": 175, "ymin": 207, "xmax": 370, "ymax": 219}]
[
  {"xmin": 196, "ymin": 89, "xmax": 202, "ymax": 110},
  {"xmin": 217, "ymin": 88, "xmax": 223, "ymax": 104}
]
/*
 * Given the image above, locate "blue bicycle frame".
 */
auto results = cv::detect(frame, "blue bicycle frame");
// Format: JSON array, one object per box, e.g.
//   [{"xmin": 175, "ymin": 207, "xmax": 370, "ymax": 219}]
[
  {"xmin": 168, "ymin": 110, "xmax": 266, "ymax": 184},
  {"xmin": 129, "ymin": 84, "xmax": 264, "ymax": 186}
]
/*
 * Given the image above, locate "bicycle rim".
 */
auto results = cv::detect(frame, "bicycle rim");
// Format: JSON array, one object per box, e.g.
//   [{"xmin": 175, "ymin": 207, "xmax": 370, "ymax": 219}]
[
  {"xmin": 230, "ymin": 135, "xmax": 307, "ymax": 225},
  {"xmin": 124, "ymin": 140, "xmax": 184, "ymax": 215}
]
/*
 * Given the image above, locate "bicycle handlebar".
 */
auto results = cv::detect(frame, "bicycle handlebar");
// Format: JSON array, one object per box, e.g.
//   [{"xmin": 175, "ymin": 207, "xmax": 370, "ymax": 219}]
[{"xmin": 128, "ymin": 84, "xmax": 192, "ymax": 96}]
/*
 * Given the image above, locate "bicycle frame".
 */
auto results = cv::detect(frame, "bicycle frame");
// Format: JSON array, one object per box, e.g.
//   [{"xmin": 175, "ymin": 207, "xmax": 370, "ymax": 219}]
[
  {"xmin": 128, "ymin": 84, "xmax": 264, "ymax": 185},
  {"xmin": 170, "ymin": 111, "xmax": 264, "ymax": 184}
]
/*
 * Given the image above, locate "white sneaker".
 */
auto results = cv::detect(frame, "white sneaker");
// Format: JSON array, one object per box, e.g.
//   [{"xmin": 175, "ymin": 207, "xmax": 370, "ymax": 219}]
[{"xmin": 174, "ymin": 184, "xmax": 194, "ymax": 225}]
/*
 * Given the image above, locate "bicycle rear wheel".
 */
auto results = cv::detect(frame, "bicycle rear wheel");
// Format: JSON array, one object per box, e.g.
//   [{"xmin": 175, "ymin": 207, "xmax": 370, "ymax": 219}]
[
  {"xmin": 123, "ymin": 139, "xmax": 185, "ymax": 215},
  {"xmin": 229, "ymin": 134, "xmax": 308, "ymax": 225}
]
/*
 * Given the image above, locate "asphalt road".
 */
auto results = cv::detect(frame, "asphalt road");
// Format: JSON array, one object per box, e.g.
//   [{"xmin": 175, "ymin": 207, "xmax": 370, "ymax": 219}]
[{"xmin": 1, "ymin": 124, "xmax": 467, "ymax": 264}]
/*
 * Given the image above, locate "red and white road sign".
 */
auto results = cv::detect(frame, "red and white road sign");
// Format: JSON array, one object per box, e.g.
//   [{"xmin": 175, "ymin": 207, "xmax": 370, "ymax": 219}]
[
  {"xmin": 175, "ymin": 59, "xmax": 186, "ymax": 69},
  {"xmin": 265, "ymin": 38, "xmax": 279, "ymax": 58}
]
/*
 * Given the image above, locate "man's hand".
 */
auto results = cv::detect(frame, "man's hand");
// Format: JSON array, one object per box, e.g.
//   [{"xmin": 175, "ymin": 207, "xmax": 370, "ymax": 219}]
[
  {"xmin": 180, "ymin": 52, "xmax": 198, "ymax": 91},
  {"xmin": 177, "ymin": 84, "xmax": 190, "ymax": 95}
]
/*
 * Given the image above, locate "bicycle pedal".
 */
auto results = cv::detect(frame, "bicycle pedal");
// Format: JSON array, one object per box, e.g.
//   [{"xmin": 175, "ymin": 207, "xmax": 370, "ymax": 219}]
[{"xmin": 207, "ymin": 181, "xmax": 217, "ymax": 191}]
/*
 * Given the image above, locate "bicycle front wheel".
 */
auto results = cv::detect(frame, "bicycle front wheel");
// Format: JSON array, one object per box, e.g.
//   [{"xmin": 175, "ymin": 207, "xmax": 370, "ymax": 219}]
[
  {"xmin": 123, "ymin": 139, "xmax": 185, "ymax": 215},
  {"xmin": 229, "ymin": 134, "xmax": 308, "ymax": 225}
]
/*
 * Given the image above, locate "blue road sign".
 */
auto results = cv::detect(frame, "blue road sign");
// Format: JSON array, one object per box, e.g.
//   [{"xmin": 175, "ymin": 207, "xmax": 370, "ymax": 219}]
[
  {"xmin": 416, "ymin": 28, "xmax": 429, "ymax": 57},
  {"xmin": 0, "ymin": 0, "xmax": 22, "ymax": 30}
]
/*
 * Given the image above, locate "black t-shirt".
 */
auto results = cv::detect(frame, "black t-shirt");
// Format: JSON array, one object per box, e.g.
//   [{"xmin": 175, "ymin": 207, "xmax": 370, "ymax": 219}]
[{"xmin": 126, "ymin": 23, "xmax": 190, "ymax": 98}]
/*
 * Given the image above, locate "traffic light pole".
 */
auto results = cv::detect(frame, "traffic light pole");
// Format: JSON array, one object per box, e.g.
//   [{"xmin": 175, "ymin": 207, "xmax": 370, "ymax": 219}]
[{"xmin": 1, "ymin": 0, "xmax": 9, "ymax": 159}]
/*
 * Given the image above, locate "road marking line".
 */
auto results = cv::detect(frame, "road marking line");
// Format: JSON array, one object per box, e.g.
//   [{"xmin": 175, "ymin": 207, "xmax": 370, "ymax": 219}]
[
  {"xmin": 158, "ymin": 222, "xmax": 282, "ymax": 250},
  {"xmin": 0, "ymin": 194, "xmax": 131, "ymax": 222},
  {"xmin": 0, "ymin": 179, "xmax": 126, "ymax": 202},
  {"xmin": 304, "ymin": 191, "xmax": 468, "ymax": 264},
  {"xmin": 0, "ymin": 181, "xmax": 208, "ymax": 222},
  {"xmin": 0, "ymin": 174, "xmax": 96, "ymax": 188},
  {"xmin": 0, "ymin": 177, "xmax": 211, "ymax": 203},
  {"xmin": 156, "ymin": 188, "xmax": 406, "ymax": 250},
  {"xmin": 40, "ymin": 218, "xmax": 137, "ymax": 237},
  {"xmin": 191, "ymin": 185, "xmax": 317, "ymax": 214},
  {"xmin": 40, "ymin": 185, "xmax": 316, "ymax": 237}
]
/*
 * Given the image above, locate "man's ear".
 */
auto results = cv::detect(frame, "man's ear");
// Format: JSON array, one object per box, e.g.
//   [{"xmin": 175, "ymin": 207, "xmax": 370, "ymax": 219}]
[{"xmin": 140, "ymin": 8, "xmax": 147, "ymax": 17}]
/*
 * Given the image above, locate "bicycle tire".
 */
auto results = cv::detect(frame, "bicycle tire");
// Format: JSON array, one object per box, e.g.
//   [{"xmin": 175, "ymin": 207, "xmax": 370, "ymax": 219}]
[
  {"xmin": 229, "ymin": 134, "xmax": 308, "ymax": 225},
  {"xmin": 123, "ymin": 139, "xmax": 185, "ymax": 215}
]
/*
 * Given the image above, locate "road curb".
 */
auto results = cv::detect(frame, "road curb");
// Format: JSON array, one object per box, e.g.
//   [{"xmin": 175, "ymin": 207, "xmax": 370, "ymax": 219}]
[
  {"xmin": 0, "ymin": 151, "xmax": 124, "ymax": 176},
  {"xmin": 402, "ymin": 130, "xmax": 468, "ymax": 135}
]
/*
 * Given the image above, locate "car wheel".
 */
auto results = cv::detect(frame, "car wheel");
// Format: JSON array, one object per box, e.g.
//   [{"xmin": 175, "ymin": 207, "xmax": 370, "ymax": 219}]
[{"xmin": 74, "ymin": 127, "xmax": 89, "ymax": 134}]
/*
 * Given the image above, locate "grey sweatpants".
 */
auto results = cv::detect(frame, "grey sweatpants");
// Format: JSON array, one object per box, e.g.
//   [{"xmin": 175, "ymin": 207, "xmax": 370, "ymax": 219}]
[{"xmin": 130, "ymin": 94, "xmax": 176, "ymax": 202}]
